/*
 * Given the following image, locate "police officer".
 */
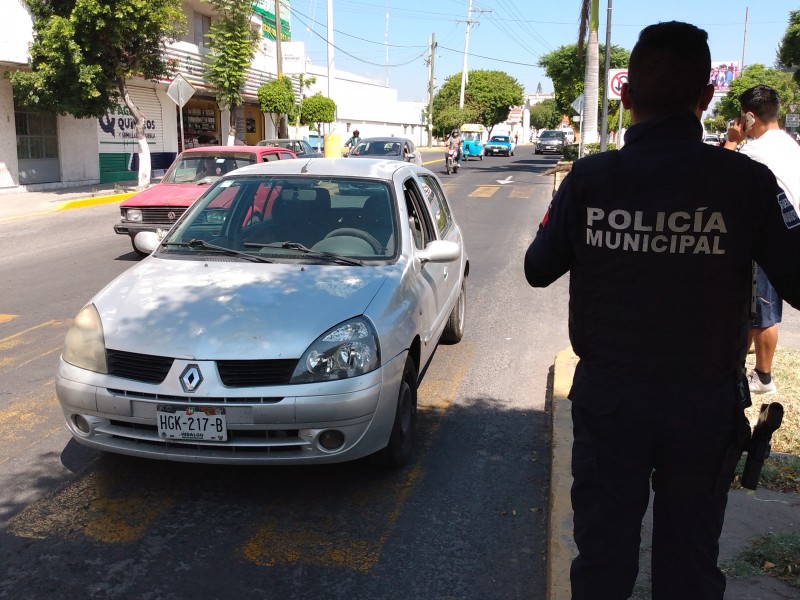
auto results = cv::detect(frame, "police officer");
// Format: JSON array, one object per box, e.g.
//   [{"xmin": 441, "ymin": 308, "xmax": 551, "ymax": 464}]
[{"xmin": 524, "ymin": 22, "xmax": 800, "ymax": 600}]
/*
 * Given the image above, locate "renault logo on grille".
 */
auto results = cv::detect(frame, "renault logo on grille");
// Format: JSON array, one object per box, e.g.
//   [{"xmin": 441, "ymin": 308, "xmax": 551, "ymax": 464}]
[
  {"xmin": 167, "ymin": 211, "xmax": 177, "ymax": 221},
  {"xmin": 179, "ymin": 364, "xmax": 203, "ymax": 393}
]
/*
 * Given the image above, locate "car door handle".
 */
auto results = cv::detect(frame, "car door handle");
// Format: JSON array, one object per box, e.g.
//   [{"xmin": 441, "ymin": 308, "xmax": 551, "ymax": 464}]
[{"xmin": 442, "ymin": 267, "xmax": 449, "ymax": 279}]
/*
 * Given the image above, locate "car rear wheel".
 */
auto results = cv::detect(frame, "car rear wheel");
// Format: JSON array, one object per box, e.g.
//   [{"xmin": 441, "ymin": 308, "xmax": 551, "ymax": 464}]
[
  {"xmin": 441, "ymin": 277, "xmax": 466, "ymax": 344},
  {"xmin": 371, "ymin": 356, "xmax": 417, "ymax": 468}
]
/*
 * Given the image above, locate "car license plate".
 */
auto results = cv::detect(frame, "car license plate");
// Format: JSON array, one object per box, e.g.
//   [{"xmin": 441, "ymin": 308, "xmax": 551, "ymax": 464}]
[{"xmin": 156, "ymin": 405, "xmax": 227, "ymax": 441}]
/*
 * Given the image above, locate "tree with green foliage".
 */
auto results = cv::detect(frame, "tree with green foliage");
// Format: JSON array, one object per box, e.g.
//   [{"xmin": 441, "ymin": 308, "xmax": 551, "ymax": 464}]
[
  {"xmin": 778, "ymin": 10, "xmax": 800, "ymax": 85},
  {"xmin": 300, "ymin": 93, "xmax": 336, "ymax": 141},
  {"xmin": 432, "ymin": 106, "xmax": 478, "ymax": 138},
  {"xmin": 538, "ymin": 43, "xmax": 630, "ymax": 121},
  {"xmin": 289, "ymin": 74, "xmax": 317, "ymax": 138},
  {"xmin": 257, "ymin": 77, "xmax": 295, "ymax": 134},
  {"xmin": 10, "ymin": 0, "xmax": 185, "ymax": 188},
  {"xmin": 713, "ymin": 64, "xmax": 800, "ymax": 125},
  {"xmin": 432, "ymin": 70, "xmax": 523, "ymax": 136},
  {"xmin": 205, "ymin": 0, "xmax": 260, "ymax": 145},
  {"xmin": 529, "ymin": 99, "xmax": 561, "ymax": 130}
]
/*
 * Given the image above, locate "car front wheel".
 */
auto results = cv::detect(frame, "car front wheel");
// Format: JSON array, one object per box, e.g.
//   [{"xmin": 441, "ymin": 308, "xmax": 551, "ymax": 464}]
[
  {"xmin": 371, "ymin": 356, "xmax": 418, "ymax": 468},
  {"xmin": 441, "ymin": 277, "xmax": 466, "ymax": 344}
]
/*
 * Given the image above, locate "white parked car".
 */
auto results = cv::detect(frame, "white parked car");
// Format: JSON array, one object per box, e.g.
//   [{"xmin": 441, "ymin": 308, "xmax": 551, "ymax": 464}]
[{"xmin": 56, "ymin": 159, "xmax": 468, "ymax": 468}]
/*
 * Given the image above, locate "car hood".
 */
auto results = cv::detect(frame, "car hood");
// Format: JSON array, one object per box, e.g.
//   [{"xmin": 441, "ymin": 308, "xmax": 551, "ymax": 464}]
[
  {"xmin": 120, "ymin": 183, "xmax": 210, "ymax": 208},
  {"xmin": 93, "ymin": 259, "xmax": 390, "ymax": 360}
]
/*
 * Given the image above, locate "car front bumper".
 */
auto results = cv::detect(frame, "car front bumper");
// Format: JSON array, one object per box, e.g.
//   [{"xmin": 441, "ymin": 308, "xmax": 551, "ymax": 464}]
[
  {"xmin": 536, "ymin": 144, "xmax": 563, "ymax": 153},
  {"xmin": 56, "ymin": 352, "xmax": 407, "ymax": 465},
  {"xmin": 114, "ymin": 222, "xmax": 170, "ymax": 237},
  {"xmin": 484, "ymin": 146, "xmax": 511, "ymax": 155}
]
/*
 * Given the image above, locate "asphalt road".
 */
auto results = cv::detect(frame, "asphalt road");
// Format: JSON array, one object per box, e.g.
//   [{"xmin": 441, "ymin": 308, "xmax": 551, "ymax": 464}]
[{"xmin": 0, "ymin": 151, "xmax": 568, "ymax": 599}]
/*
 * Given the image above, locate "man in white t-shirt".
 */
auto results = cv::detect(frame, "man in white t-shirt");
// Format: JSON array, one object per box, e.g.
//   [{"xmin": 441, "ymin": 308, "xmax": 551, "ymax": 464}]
[{"xmin": 725, "ymin": 84, "xmax": 800, "ymax": 394}]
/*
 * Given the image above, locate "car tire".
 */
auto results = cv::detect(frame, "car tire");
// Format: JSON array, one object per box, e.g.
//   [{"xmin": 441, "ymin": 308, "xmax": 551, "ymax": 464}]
[
  {"xmin": 371, "ymin": 356, "xmax": 418, "ymax": 468},
  {"xmin": 441, "ymin": 277, "xmax": 466, "ymax": 344}
]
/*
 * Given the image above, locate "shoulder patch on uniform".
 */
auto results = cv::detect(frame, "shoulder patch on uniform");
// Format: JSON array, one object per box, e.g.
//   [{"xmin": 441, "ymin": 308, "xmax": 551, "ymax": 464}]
[{"xmin": 778, "ymin": 191, "xmax": 800, "ymax": 229}]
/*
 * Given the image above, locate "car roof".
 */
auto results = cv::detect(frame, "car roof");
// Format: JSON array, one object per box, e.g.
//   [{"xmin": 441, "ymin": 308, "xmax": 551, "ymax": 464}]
[
  {"xmin": 181, "ymin": 145, "xmax": 289, "ymax": 154},
  {"xmin": 224, "ymin": 157, "xmax": 424, "ymax": 179},
  {"xmin": 358, "ymin": 137, "xmax": 414, "ymax": 144},
  {"xmin": 256, "ymin": 139, "xmax": 306, "ymax": 144}
]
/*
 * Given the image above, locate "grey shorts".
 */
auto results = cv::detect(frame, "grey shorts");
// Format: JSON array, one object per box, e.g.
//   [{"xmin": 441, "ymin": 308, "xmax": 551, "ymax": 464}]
[{"xmin": 751, "ymin": 264, "xmax": 783, "ymax": 328}]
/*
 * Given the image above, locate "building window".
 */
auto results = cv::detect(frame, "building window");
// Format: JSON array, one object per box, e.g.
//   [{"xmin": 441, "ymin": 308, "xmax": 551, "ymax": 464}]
[
  {"xmin": 194, "ymin": 12, "xmax": 212, "ymax": 49},
  {"xmin": 15, "ymin": 109, "xmax": 58, "ymax": 160}
]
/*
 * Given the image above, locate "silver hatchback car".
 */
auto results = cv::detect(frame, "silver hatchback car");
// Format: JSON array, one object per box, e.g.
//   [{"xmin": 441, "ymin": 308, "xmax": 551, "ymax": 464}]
[{"xmin": 56, "ymin": 159, "xmax": 468, "ymax": 468}]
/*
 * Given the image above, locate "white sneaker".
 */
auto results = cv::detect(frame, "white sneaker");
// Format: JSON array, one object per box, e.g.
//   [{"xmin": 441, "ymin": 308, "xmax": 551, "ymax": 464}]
[{"xmin": 747, "ymin": 370, "xmax": 777, "ymax": 395}]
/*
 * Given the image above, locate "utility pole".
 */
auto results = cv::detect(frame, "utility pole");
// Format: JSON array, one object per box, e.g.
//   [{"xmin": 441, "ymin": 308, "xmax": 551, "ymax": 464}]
[
  {"xmin": 458, "ymin": 1, "xmax": 491, "ymax": 109},
  {"xmin": 600, "ymin": 0, "xmax": 612, "ymax": 152},
  {"xmin": 427, "ymin": 32, "xmax": 436, "ymax": 147},
  {"xmin": 741, "ymin": 6, "xmax": 748, "ymax": 70},
  {"xmin": 459, "ymin": 0, "xmax": 473, "ymax": 109},
  {"xmin": 274, "ymin": 0, "xmax": 287, "ymax": 138}
]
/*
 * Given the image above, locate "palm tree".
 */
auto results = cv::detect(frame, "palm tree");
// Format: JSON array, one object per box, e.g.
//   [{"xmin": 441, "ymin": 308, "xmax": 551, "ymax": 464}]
[{"xmin": 578, "ymin": 0, "xmax": 600, "ymax": 146}]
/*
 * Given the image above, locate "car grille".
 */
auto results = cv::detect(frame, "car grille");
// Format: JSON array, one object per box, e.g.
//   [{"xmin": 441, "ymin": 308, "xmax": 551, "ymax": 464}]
[
  {"xmin": 107, "ymin": 349, "xmax": 174, "ymax": 384},
  {"xmin": 140, "ymin": 207, "xmax": 187, "ymax": 224},
  {"xmin": 105, "ymin": 351, "xmax": 298, "ymax": 387},
  {"xmin": 107, "ymin": 389, "xmax": 285, "ymax": 404},
  {"xmin": 217, "ymin": 359, "xmax": 298, "ymax": 387}
]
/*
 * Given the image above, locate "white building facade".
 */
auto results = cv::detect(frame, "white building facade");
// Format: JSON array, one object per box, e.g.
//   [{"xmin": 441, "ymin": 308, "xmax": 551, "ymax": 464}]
[{"xmin": 0, "ymin": 1, "xmax": 426, "ymax": 194}]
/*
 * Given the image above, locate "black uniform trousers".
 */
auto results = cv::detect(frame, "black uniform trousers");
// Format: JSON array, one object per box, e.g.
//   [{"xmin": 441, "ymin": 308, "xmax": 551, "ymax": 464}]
[{"xmin": 569, "ymin": 384, "xmax": 743, "ymax": 600}]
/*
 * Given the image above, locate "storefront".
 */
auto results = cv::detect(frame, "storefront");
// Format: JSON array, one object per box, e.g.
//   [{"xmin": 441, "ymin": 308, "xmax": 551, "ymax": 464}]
[
  {"xmin": 242, "ymin": 103, "xmax": 264, "ymax": 146},
  {"xmin": 179, "ymin": 96, "xmax": 220, "ymax": 151},
  {"xmin": 97, "ymin": 84, "xmax": 174, "ymax": 183}
]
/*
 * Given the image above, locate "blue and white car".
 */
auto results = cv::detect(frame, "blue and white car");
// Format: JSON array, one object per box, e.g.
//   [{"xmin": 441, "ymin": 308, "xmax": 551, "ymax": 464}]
[
  {"xmin": 56, "ymin": 159, "xmax": 469, "ymax": 468},
  {"xmin": 483, "ymin": 135, "xmax": 514, "ymax": 157}
]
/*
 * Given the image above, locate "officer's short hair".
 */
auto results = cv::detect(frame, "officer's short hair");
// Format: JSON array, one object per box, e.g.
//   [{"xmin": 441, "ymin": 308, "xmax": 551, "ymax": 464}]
[
  {"xmin": 628, "ymin": 21, "xmax": 711, "ymax": 115},
  {"xmin": 739, "ymin": 85, "xmax": 780, "ymax": 122}
]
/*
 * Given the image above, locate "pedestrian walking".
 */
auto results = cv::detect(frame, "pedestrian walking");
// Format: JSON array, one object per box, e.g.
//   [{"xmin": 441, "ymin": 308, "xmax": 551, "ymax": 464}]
[{"xmin": 524, "ymin": 21, "xmax": 800, "ymax": 600}]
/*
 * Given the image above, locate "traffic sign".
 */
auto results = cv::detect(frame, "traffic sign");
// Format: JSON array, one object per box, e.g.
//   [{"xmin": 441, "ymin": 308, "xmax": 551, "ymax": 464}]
[
  {"xmin": 607, "ymin": 69, "xmax": 628, "ymax": 100},
  {"xmin": 786, "ymin": 113, "xmax": 800, "ymax": 127},
  {"xmin": 790, "ymin": 104, "xmax": 798, "ymax": 113}
]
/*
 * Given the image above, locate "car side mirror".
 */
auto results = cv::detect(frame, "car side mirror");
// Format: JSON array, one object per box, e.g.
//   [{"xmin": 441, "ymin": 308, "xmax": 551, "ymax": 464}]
[
  {"xmin": 418, "ymin": 240, "xmax": 461, "ymax": 263},
  {"xmin": 134, "ymin": 231, "xmax": 160, "ymax": 255}
]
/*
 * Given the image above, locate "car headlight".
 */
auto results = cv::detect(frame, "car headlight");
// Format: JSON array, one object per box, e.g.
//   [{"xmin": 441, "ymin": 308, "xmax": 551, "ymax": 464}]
[
  {"xmin": 125, "ymin": 209, "xmax": 143, "ymax": 222},
  {"xmin": 62, "ymin": 304, "xmax": 108, "ymax": 373},
  {"xmin": 291, "ymin": 317, "xmax": 380, "ymax": 383}
]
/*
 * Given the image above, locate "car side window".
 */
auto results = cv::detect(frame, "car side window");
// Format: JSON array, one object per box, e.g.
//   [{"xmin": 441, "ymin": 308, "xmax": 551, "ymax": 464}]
[
  {"xmin": 301, "ymin": 141, "xmax": 313, "ymax": 154},
  {"xmin": 263, "ymin": 153, "xmax": 280, "ymax": 162},
  {"xmin": 415, "ymin": 174, "xmax": 452, "ymax": 237},
  {"xmin": 294, "ymin": 142, "xmax": 305, "ymax": 156},
  {"xmin": 403, "ymin": 178, "xmax": 436, "ymax": 250}
]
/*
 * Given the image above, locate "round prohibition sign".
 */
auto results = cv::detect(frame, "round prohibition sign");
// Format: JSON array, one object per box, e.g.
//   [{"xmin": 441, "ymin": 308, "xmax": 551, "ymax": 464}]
[{"xmin": 610, "ymin": 71, "xmax": 628, "ymax": 98}]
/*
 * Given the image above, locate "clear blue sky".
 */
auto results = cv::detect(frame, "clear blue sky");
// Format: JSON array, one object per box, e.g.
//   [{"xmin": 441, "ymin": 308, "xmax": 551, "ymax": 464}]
[{"xmin": 287, "ymin": 0, "xmax": 797, "ymax": 102}]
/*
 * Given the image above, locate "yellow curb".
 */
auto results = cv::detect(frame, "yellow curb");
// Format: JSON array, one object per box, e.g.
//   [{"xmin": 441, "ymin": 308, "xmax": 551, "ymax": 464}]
[
  {"xmin": 547, "ymin": 346, "xmax": 578, "ymax": 600},
  {"xmin": 59, "ymin": 192, "xmax": 137, "ymax": 211}
]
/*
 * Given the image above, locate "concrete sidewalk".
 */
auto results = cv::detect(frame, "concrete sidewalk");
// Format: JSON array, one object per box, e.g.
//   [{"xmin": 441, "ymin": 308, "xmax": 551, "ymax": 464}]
[
  {"xmin": 0, "ymin": 182, "xmax": 137, "ymax": 222},
  {"xmin": 547, "ymin": 348, "xmax": 800, "ymax": 600}
]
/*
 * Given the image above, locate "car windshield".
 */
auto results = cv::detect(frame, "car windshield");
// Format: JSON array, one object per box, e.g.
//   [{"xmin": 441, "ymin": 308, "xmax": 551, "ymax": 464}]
[
  {"xmin": 539, "ymin": 131, "xmax": 563, "ymax": 140},
  {"xmin": 257, "ymin": 140, "xmax": 295, "ymax": 149},
  {"xmin": 163, "ymin": 152, "xmax": 257, "ymax": 184},
  {"xmin": 462, "ymin": 132, "xmax": 481, "ymax": 141},
  {"xmin": 490, "ymin": 136, "xmax": 509, "ymax": 143},
  {"xmin": 162, "ymin": 176, "xmax": 398, "ymax": 260},
  {"xmin": 352, "ymin": 141, "xmax": 402, "ymax": 157}
]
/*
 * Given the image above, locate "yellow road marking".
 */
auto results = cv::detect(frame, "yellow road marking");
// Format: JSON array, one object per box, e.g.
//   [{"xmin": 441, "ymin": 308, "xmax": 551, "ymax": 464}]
[
  {"xmin": 9, "ymin": 469, "xmax": 177, "ymax": 543},
  {"xmin": 510, "ymin": 186, "xmax": 533, "ymax": 199},
  {"xmin": 0, "ymin": 314, "xmax": 17, "ymax": 324},
  {"xmin": 241, "ymin": 343, "xmax": 475, "ymax": 571},
  {"xmin": 0, "ymin": 381, "xmax": 60, "ymax": 444},
  {"xmin": 0, "ymin": 319, "xmax": 70, "ymax": 375},
  {"xmin": 470, "ymin": 186, "xmax": 499, "ymax": 198}
]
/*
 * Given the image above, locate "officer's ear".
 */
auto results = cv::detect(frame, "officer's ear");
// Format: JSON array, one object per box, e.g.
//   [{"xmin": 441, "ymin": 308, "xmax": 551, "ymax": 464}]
[
  {"xmin": 620, "ymin": 82, "xmax": 633, "ymax": 110},
  {"xmin": 699, "ymin": 83, "xmax": 715, "ymax": 111}
]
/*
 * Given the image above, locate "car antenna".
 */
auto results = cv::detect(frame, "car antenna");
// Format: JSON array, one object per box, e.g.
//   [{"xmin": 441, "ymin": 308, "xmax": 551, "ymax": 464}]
[{"xmin": 301, "ymin": 158, "xmax": 312, "ymax": 173}]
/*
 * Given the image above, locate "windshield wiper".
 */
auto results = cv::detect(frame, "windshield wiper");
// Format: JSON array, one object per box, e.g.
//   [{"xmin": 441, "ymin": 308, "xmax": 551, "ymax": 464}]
[
  {"xmin": 244, "ymin": 241, "xmax": 363, "ymax": 266},
  {"xmin": 162, "ymin": 239, "xmax": 274, "ymax": 263}
]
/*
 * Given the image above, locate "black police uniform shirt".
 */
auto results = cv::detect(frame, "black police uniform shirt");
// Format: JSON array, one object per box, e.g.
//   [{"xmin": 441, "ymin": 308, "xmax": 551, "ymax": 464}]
[{"xmin": 524, "ymin": 111, "xmax": 800, "ymax": 410}]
